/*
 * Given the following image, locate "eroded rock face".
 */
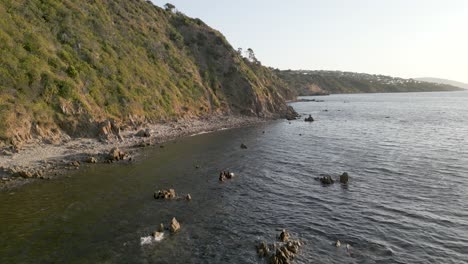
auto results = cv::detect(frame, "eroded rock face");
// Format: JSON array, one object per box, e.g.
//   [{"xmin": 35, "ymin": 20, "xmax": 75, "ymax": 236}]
[{"xmin": 98, "ymin": 120, "xmax": 122, "ymax": 141}]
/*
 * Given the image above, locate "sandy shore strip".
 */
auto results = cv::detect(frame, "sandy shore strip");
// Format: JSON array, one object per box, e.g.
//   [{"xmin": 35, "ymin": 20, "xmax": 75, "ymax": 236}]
[{"xmin": 0, "ymin": 115, "xmax": 266, "ymax": 191}]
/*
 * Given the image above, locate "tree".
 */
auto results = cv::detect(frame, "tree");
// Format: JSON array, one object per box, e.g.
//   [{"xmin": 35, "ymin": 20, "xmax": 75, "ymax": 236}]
[
  {"xmin": 247, "ymin": 48, "xmax": 260, "ymax": 65},
  {"xmin": 164, "ymin": 3, "xmax": 176, "ymax": 12}
]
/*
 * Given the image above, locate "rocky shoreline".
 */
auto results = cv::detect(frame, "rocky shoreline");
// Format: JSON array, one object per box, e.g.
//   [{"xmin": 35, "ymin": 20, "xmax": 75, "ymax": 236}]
[{"xmin": 0, "ymin": 115, "xmax": 267, "ymax": 191}]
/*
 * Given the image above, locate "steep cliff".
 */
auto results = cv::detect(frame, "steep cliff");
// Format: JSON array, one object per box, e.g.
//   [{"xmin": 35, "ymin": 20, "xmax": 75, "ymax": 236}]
[{"xmin": 0, "ymin": 0, "xmax": 294, "ymax": 145}]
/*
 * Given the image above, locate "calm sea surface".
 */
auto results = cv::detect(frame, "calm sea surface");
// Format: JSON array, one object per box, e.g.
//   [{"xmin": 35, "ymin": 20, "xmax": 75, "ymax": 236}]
[{"xmin": 1, "ymin": 91, "xmax": 467, "ymax": 263}]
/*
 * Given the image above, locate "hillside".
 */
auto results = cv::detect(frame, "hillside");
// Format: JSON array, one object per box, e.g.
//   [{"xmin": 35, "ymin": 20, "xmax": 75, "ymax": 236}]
[
  {"xmin": 277, "ymin": 70, "xmax": 464, "ymax": 95},
  {"xmin": 0, "ymin": 0, "xmax": 295, "ymax": 145},
  {"xmin": 416, "ymin": 78, "xmax": 468, "ymax": 89}
]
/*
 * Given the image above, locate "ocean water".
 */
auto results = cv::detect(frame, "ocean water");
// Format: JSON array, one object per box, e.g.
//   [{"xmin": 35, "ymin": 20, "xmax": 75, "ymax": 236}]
[{"xmin": 1, "ymin": 91, "xmax": 467, "ymax": 263}]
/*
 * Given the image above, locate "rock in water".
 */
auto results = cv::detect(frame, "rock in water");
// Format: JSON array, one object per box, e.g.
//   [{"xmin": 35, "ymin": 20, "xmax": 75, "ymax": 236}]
[
  {"xmin": 304, "ymin": 114, "xmax": 314, "ymax": 122},
  {"xmin": 108, "ymin": 147, "xmax": 126, "ymax": 161},
  {"xmin": 158, "ymin": 223, "xmax": 165, "ymax": 232},
  {"xmin": 240, "ymin": 143, "xmax": 248, "ymax": 149},
  {"xmin": 335, "ymin": 240, "xmax": 341, "ymax": 247},
  {"xmin": 186, "ymin": 194, "xmax": 192, "ymax": 201},
  {"xmin": 320, "ymin": 175, "xmax": 334, "ymax": 185},
  {"xmin": 340, "ymin": 172, "xmax": 349, "ymax": 184},
  {"xmin": 154, "ymin": 189, "xmax": 177, "ymax": 199},
  {"xmin": 87, "ymin": 157, "xmax": 98, "ymax": 163},
  {"xmin": 153, "ymin": 231, "xmax": 164, "ymax": 242},
  {"xmin": 256, "ymin": 241, "xmax": 270, "ymax": 257},
  {"xmin": 170, "ymin": 217, "xmax": 180, "ymax": 233},
  {"xmin": 219, "ymin": 171, "xmax": 227, "ymax": 182},
  {"xmin": 279, "ymin": 229, "xmax": 290, "ymax": 242}
]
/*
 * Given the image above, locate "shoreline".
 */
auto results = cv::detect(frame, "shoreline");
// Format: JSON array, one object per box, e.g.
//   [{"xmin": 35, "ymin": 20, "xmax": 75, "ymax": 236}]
[{"xmin": 0, "ymin": 115, "xmax": 268, "ymax": 191}]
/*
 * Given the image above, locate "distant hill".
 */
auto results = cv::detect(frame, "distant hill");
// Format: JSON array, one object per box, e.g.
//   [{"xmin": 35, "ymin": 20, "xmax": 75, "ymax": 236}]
[
  {"xmin": 415, "ymin": 78, "xmax": 468, "ymax": 89},
  {"xmin": 276, "ymin": 70, "xmax": 464, "ymax": 96}
]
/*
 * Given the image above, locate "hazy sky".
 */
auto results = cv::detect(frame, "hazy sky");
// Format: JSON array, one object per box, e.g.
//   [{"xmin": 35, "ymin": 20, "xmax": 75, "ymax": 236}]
[{"xmin": 152, "ymin": 0, "xmax": 468, "ymax": 83}]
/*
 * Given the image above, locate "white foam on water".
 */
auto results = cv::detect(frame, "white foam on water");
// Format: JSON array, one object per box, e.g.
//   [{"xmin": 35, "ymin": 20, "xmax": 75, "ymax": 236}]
[{"xmin": 140, "ymin": 232, "xmax": 165, "ymax": 245}]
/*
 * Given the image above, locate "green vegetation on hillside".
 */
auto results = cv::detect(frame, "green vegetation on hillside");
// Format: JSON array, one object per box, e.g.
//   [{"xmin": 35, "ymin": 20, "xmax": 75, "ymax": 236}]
[
  {"xmin": 0, "ymin": 0, "xmax": 293, "ymax": 143},
  {"xmin": 277, "ymin": 70, "xmax": 463, "ymax": 96}
]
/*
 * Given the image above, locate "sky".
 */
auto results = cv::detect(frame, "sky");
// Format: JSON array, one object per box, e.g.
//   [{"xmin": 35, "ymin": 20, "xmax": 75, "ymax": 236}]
[{"xmin": 151, "ymin": 0, "xmax": 468, "ymax": 83}]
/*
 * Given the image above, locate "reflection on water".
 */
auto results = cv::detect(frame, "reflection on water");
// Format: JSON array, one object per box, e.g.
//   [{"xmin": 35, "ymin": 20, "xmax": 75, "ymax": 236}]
[{"xmin": 1, "ymin": 91, "xmax": 468, "ymax": 263}]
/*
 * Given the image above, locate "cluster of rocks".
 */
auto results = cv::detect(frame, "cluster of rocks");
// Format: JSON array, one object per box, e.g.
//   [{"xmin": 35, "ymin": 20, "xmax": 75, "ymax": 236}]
[
  {"xmin": 107, "ymin": 147, "xmax": 128, "ymax": 162},
  {"xmin": 87, "ymin": 156, "xmax": 98, "ymax": 164},
  {"xmin": 304, "ymin": 115, "xmax": 314, "ymax": 122},
  {"xmin": 256, "ymin": 230, "xmax": 303, "ymax": 264},
  {"xmin": 155, "ymin": 217, "xmax": 181, "ymax": 234},
  {"xmin": 154, "ymin": 188, "xmax": 191, "ymax": 201},
  {"xmin": 219, "ymin": 171, "xmax": 235, "ymax": 182},
  {"xmin": 7, "ymin": 167, "xmax": 45, "ymax": 179},
  {"xmin": 316, "ymin": 172, "xmax": 350, "ymax": 185}
]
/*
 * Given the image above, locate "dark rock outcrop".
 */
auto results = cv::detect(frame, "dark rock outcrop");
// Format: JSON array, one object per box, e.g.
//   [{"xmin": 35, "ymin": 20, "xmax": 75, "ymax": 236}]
[
  {"xmin": 340, "ymin": 172, "xmax": 349, "ymax": 184},
  {"xmin": 240, "ymin": 143, "xmax": 248, "ymax": 149},
  {"xmin": 284, "ymin": 106, "xmax": 300, "ymax": 120},
  {"xmin": 304, "ymin": 115, "xmax": 314, "ymax": 122},
  {"xmin": 320, "ymin": 175, "xmax": 334, "ymax": 185},
  {"xmin": 219, "ymin": 171, "xmax": 235, "ymax": 182}
]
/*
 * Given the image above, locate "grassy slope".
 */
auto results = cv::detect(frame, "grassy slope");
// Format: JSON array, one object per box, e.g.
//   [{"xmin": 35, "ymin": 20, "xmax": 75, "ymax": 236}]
[
  {"xmin": 0, "ymin": 0, "xmax": 293, "ymax": 143},
  {"xmin": 277, "ymin": 70, "xmax": 463, "ymax": 96}
]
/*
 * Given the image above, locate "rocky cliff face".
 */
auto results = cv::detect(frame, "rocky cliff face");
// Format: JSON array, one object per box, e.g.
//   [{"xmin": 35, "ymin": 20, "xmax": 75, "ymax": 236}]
[{"xmin": 0, "ymin": 0, "xmax": 295, "ymax": 146}]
